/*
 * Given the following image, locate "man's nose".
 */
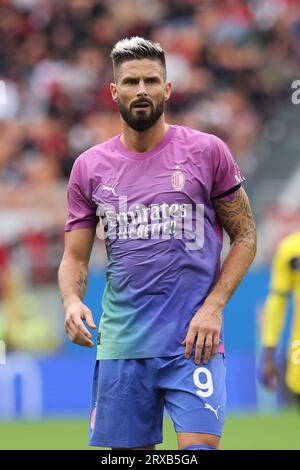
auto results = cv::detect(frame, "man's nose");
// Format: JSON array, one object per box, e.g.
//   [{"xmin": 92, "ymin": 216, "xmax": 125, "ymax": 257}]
[{"xmin": 137, "ymin": 81, "xmax": 147, "ymax": 96}]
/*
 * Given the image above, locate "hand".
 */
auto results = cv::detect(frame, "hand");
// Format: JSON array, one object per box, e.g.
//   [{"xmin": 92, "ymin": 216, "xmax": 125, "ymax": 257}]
[
  {"xmin": 64, "ymin": 298, "xmax": 97, "ymax": 348},
  {"xmin": 182, "ymin": 302, "xmax": 223, "ymax": 365},
  {"xmin": 260, "ymin": 348, "xmax": 279, "ymax": 390}
]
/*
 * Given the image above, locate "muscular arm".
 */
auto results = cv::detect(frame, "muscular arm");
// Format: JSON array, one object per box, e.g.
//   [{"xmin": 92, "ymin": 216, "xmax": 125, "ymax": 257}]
[
  {"xmin": 259, "ymin": 291, "xmax": 286, "ymax": 389},
  {"xmin": 259, "ymin": 293, "xmax": 287, "ymax": 390},
  {"xmin": 58, "ymin": 228, "xmax": 97, "ymax": 348},
  {"xmin": 259, "ymin": 243, "xmax": 291, "ymax": 389},
  {"xmin": 208, "ymin": 187, "xmax": 257, "ymax": 307},
  {"xmin": 183, "ymin": 187, "xmax": 257, "ymax": 364}
]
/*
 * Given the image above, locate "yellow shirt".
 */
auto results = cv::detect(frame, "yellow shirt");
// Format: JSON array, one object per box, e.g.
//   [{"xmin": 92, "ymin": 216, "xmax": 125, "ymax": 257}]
[{"xmin": 261, "ymin": 230, "xmax": 300, "ymax": 349}]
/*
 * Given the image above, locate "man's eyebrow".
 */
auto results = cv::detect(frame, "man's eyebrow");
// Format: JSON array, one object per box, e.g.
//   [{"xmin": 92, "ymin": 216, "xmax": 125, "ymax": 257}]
[{"xmin": 121, "ymin": 74, "xmax": 162, "ymax": 81}]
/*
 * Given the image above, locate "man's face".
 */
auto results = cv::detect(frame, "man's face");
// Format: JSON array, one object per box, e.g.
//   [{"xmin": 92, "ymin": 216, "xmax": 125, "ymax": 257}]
[{"xmin": 110, "ymin": 59, "xmax": 171, "ymax": 131}]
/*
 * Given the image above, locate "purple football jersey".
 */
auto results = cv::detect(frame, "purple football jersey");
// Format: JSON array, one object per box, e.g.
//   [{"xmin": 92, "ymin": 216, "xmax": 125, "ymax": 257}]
[{"xmin": 65, "ymin": 125, "xmax": 245, "ymax": 359}]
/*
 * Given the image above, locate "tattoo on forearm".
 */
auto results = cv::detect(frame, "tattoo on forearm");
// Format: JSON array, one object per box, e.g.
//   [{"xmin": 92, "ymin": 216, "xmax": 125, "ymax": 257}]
[
  {"xmin": 214, "ymin": 188, "xmax": 257, "ymax": 255},
  {"xmin": 77, "ymin": 270, "xmax": 87, "ymax": 299}
]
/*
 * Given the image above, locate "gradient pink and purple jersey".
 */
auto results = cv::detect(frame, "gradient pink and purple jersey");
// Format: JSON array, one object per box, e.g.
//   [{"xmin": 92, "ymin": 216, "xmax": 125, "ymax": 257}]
[{"xmin": 65, "ymin": 125, "xmax": 245, "ymax": 359}]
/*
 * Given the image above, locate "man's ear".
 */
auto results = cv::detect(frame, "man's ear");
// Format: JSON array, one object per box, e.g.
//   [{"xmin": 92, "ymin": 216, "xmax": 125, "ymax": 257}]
[
  {"xmin": 164, "ymin": 81, "xmax": 171, "ymax": 101},
  {"xmin": 110, "ymin": 82, "xmax": 118, "ymax": 102}
]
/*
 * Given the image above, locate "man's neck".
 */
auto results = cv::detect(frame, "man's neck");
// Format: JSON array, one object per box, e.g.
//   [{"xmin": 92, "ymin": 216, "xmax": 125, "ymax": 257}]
[{"xmin": 120, "ymin": 116, "xmax": 169, "ymax": 153}]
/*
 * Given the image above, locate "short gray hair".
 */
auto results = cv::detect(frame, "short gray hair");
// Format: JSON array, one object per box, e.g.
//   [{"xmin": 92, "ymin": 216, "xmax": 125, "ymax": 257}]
[{"xmin": 110, "ymin": 37, "xmax": 166, "ymax": 79}]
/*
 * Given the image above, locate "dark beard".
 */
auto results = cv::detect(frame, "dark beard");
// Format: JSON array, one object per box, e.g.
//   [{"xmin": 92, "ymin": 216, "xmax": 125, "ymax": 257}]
[{"xmin": 118, "ymin": 99, "xmax": 164, "ymax": 131}]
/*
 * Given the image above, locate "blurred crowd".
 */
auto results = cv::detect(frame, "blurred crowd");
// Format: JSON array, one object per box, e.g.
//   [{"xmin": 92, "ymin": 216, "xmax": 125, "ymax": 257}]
[{"xmin": 1, "ymin": 0, "xmax": 300, "ymax": 191}]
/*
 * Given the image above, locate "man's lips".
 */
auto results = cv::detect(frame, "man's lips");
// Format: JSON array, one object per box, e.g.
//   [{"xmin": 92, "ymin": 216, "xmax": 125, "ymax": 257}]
[{"xmin": 132, "ymin": 101, "xmax": 151, "ymax": 108}]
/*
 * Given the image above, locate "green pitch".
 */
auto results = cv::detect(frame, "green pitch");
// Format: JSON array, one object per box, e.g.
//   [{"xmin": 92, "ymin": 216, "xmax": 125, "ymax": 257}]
[{"xmin": 0, "ymin": 409, "xmax": 299, "ymax": 450}]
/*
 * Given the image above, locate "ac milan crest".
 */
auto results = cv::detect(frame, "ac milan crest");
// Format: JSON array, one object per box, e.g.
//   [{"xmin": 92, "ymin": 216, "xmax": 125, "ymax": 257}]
[{"xmin": 171, "ymin": 164, "xmax": 185, "ymax": 191}]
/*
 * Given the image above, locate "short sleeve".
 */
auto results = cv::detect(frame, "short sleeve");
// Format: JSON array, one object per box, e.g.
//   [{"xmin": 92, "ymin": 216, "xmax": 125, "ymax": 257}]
[
  {"xmin": 64, "ymin": 156, "xmax": 99, "ymax": 232},
  {"xmin": 210, "ymin": 136, "xmax": 245, "ymax": 202}
]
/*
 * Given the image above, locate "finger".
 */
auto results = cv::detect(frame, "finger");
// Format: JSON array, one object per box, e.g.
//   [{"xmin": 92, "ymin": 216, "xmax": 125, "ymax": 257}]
[
  {"xmin": 83, "ymin": 307, "xmax": 97, "ymax": 329},
  {"xmin": 69, "ymin": 324, "xmax": 94, "ymax": 348},
  {"xmin": 75, "ymin": 335, "xmax": 94, "ymax": 348},
  {"xmin": 65, "ymin": 319, "xmax": 78, "ymax": 338},
  {"xmin": 211, "ymin": 334, "xmax": 220, "ymax": 358},
  {"xmin": 72, "ymin": 318, "xmax": 92, "ymax": 338},
  {"xmin": 65, "ymin": 318, "xmax": 94, "ymax": 347},
  {"xmin": 263, "ymin": 371, "xmax": 276, "ymax": 389},
  {"xmin": 202, "ymin": 335, "xmax": 213, "ymax": 365},
  {"xmin": 266, "ymin": 378, "xmax": 276, "ymax": 390},
  {"xmin": 194, "ymin": 334, "xmax": 205, "ymax": 365},
  {"xmin": 66, "ymin": 321, "xmax": 86, "ymax": 342},
  {"xmin": 183, "ymin": 329, "xmax": 197, "ymax": 359},
  {"xmin": 261, "ymin": 370, "xmax": 271, "ymax": 387}
]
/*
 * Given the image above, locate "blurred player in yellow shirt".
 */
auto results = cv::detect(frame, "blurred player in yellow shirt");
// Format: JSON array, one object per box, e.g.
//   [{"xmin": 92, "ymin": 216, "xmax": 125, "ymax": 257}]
[{"xmin": 260, "ymin": 230, "xmax": 300, "ymax": 405}]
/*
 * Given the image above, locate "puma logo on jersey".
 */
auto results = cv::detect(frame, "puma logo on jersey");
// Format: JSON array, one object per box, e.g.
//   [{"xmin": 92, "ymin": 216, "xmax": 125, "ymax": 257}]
[
  {"xmin": 204, "ymin": 403, "xmax": 220, "ymax": 420},
  {"xmin": 101, "ymin": 182, "xmax": 118, "ymax": 196}
]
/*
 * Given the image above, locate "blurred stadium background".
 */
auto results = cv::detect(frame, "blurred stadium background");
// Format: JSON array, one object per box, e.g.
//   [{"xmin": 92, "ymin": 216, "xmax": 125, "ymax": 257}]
[{"xmin": 0, "ymin": 0, "xmax": 300, "ymax": 450}]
